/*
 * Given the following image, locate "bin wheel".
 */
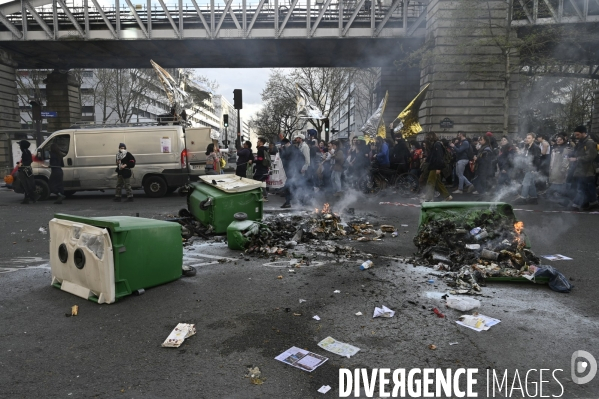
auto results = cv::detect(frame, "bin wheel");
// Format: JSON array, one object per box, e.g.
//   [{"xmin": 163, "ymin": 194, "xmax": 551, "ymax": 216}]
[
  {"xmin": 178, "ymin": 208, "xmax": 192, "ymax": 218},
  {"xmin": 143, "ymin": 175, "xmax": 168, "ymax": 198},
  {"xmin": 182, "ymin": 265, "xmax": 197, "ymax": 277},
  {"xmin": 234, "ymin": 212, "xmax": 248, "ymax": 221}
]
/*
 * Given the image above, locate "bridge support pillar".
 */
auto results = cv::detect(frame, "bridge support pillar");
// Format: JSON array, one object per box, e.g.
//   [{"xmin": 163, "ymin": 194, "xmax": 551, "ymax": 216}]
[
  {"xmin": 419, "ymin": 0, "xmax": 519, "ymax": 137},
  {"xmin": 43, "ymin": 70, "xmax": 81, "ymax": 132},
  {"xmin": 592, "ymin": 90, "xmax": 599, "ymax": 137},
  {"xmin": 0, "ymin": 50, "xmax": 20, "ymax": 130},
  {"xmin": 379, "ymin": 66, "xmax": 421, "ymax": 130}
]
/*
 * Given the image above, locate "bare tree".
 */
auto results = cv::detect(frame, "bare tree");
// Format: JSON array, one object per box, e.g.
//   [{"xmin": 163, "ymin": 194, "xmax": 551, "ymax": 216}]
[
  {"xmin": 108, "ymin": 69, "xmax": 154, "ymax": 123},
  {"xmin": 16, "ymin": 69, "xmax": 49, "ymax": 125}
]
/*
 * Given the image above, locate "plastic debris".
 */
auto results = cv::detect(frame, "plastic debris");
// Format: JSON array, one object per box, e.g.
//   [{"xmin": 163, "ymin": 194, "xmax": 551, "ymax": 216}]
[
  {"xmin": 429, "ymin": 344, "xmax": 437, "ymax": 350},
  {"xmin": 465, "ymin": 244, "xmax": 480, "ymax": 250},
  {"xmin": 446, "ymin": 297, "xmax": 481, "ymax": 312},
  {"xmin": 449, "ymin": 342, "xmax": 459, "ymax": 345},
  {"xmin": 277, "ymin": 275, "xmax": 283, "ymax": 279},
  {"xmin": 318, "ymin": 385, "xmax": 332, "ymax": 394},
  {"xmin": 313, "ymin": 315, "xmax": 321, "ymax": 321},
  {"xmin": 246, "ymin": 366, "xmax": 265, "ymax": 385},
  {"xmin": 359, "ymin": 260, "xmax": 373, "ymax": 270},
  {"xmin": 432, "ymin": 308, "xmax": 445, "ymax": 318},
  {"xmin": 392, "ymin": 231, "xmax": 398, "ymax": 237},
  {"xmin": 373, "ymin": 305, "xmax": 395, "ymax": 318},
  {"xmin": 38, "ymin": 227, "xmax": 47, "ymax": 234},
  {"xmin": 427, "ymin": 279, "xmax": 435, "ymax": 284},
  {"xmin": 333, "ymin": 290, "xmax": 340, "ymax": 293},
  {"xmin": 318, "ymin": 336, "xmax": 360, "ymax": 358},
  {"xmin": 299, "ymin": 299, "xmax": 307, "ymax": 303},
  {"xmin": 71, "ymin": 305, "xmax": 78, "ymax": 316},
  {"xmin": 161, "ymin": 323, "xmax": 196, "ymax": 348},
  {"xmin": 355, "ymin": 312, "xmax": 363, "ymax": 316}
]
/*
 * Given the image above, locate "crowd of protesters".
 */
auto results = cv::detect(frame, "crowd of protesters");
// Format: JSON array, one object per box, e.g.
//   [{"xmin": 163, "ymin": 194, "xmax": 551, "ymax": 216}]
[{"xmin": 243, "ymin": 124, "xmax": 599, "ymax": 211}]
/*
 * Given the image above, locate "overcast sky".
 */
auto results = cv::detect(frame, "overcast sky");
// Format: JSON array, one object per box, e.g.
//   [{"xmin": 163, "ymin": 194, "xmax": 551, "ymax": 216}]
[{"xmin": 199, "ymin": 68, "xmax": 271, "ymax": 121}]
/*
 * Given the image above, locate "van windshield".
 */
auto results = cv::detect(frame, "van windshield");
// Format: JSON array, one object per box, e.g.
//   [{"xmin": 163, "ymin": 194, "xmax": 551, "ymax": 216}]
[{"xmin": 41, "ymin": 134, "xmax": 70, "ymax": 160}]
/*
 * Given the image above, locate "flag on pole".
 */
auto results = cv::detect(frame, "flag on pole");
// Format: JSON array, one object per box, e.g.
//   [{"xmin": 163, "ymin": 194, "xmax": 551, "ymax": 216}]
[
  {"xmin": 360, "ymin": 91, "xmax": 388, "ymax": 141},
  {"xmin": 394, "ymin": 83, "xmax": 430, "ymax": 138},
  {"xmin": 296, "ymin": 84, "xmax": 325, "ymax": 120}
]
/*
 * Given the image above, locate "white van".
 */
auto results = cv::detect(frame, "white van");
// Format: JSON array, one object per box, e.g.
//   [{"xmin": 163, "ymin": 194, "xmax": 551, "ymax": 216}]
[{"xmin": 30, "ymin": 126, "xmax": 191, "ymax": 199}]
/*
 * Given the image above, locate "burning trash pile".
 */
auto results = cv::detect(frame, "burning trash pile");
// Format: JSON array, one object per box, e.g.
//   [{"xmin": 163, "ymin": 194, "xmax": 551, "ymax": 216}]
[
  {"xmin": 413, "ymin": 204, "xmax": 572, "ymax": 294},
  {"xmin": 233, "ymin": 204, "xmax": 394, "ymax": 257}
]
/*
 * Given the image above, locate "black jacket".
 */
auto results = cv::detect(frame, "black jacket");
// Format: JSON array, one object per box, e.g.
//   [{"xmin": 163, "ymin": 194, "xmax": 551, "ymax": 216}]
[
  {"xmin": 426, "ymin": 141, "xmax": 446, "ymax": 171},
  {"xmin": 21, "ymin": 149, "xmax": 33, "ymax": 167},
  {"xmin": 116, "ymin": 152, "xmax": 136, "ymax": 175},
  {"xmin": 235, "ymin": 137, "xmax": 254, "ymax": 166},
  {"xmin": 390, "ymin": 139, "xmax": 410, "ymax": 166},
  {"xmin": 280, "ymin": 144, "xmax": 305, "ymax": 178},
  {"xmin": 522, "ymin": 143, "xmax": 541, "ymax": 172}
]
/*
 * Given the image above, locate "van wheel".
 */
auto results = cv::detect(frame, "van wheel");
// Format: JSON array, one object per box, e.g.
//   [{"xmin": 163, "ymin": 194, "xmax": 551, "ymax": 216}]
[
  {"xmin": 143, "ymin": 176, "xmax": 168, "ymax": 198},
  {"xmin": 34, "ymin": 179, "xmax": 50, "ymax": 201}
]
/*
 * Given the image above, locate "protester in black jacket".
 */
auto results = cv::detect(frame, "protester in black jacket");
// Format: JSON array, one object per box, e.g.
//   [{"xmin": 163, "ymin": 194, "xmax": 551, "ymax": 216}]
[
  {"xmin": 49, "ymin": 143, "xmax": 66, "ymax": 204},
  {"xmin": 235, "ymin": 135, "xmax": 254, "ymax": 178},
  {"xmin": 17, "ymin": 140, "xmax": 37, "ymax": 204},
  {"xmin": 279, "ymin": 138, "xmax": 305, "ymax": 208},
  {"xmin": 390, "ymin": 135, "xmax": 411, "ymax": 174},
  {"xmin": 114, "ymin": 143, "xmax": 136, "ymax": 202},
  {"xmin": 422, "ymin": 132, "xmax": 451, "ymax": 202}
]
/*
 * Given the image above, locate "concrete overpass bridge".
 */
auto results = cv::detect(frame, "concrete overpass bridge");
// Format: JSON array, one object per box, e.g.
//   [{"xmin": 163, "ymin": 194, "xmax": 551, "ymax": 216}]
[{"xmin": 0, "ymin": 0, "xmax": 598, "ymax": 142}]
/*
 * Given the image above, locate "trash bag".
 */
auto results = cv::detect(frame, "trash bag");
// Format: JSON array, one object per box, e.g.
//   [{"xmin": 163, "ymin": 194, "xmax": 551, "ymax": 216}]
[
  {"xmin": 533, "ymin": 265, "xmax": 573, "ymax": 293},
  {"xmin": 446, "ymin": 296, "xmax": 481, "ymax": 311}
]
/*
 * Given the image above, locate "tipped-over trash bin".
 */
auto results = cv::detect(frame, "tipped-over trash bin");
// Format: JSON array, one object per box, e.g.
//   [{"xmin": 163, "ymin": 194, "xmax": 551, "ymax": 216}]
[
  {"xmin": 187, "ymin": 174, "xmax": 264, "ymax": 234},
  {"xmin": 49, "ymin": 213, "xmax": 182, "ymax": 304}
]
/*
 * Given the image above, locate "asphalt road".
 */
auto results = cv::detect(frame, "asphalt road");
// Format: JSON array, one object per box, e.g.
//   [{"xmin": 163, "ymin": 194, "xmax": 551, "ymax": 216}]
[{"xmin": 0, "ymin": 186, "xmax": 597, "ymax": 398}]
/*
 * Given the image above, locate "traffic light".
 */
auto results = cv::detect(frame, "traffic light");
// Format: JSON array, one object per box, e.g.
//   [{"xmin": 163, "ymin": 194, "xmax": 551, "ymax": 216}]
[
  {"xmin": 324, "ymin": 119, "xmax": 330, "ymax": 133},
  {"xmin": 233, "ymin": 89, "xmax": 242, "ymax": 110},
  {"xmin": 223, "ymin": 114, "xmax": 228, "ymax": 127}
]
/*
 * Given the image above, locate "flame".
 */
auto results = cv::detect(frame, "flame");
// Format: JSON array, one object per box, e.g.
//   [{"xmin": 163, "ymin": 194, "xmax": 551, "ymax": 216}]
[
  {"xmin": 322, "ymin": 203, "xmax": 331, "ymax": 214},
  {"xmin": 514, "ymin": 221, "xmax": 524, "ymax": 234}
]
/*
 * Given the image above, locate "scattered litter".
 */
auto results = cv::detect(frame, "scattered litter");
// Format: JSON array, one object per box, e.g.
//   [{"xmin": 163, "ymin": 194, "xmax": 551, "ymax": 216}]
[
  {"xmin": 432, "ymin": 308, "xmax": 445, "ymax": 318},
  {"xmin": 401, "ymin": 224, "xmax": 409, "ymax": 227},
  {"xmin": 288, "ymin": 269, "xmax": 295, "ymax": 273},
  {"xmin": 299, "ymin": 299, "xmax": 307, "ymax": 303},
  {"xmin": 380, "ymin": 225, "xmax": 395, "ymax": 232},
  {"xmin": 359, "ymin": 260, "xmax": 373, "ymax": 270},
  {"xmin": 161, "ymin": 323, "xmax": 196, "ymax": 348},
  {"xmin": 277, "ymin": 275, "xmax": 283, "ymax": 279},
  {"xmin": 333, "ymin": 290, "xmax": 341, "ymax": 294},
  {"xmin": 427, "ymin": 279, "xmax": 435, "ymax": 284},
  {"xmin": 318, "ymin": 385, "xmax": 332, "ymax": 394},
  {"xmin": 449, "ymin": 342, "xmax": 459, "ymax": 345},
  {"xmin": 469, "ymin": 227, "xmax": 482, "ymax": 235},
  {"xmin": 392, "ymin": 231, "xmax": 398, "ymax": 237},
  {"xmin": 313, "ymin": 315, "xmax": 321, "ymax": 321},
  {"xmin": 542, "ymin": 254, "xmax": 573, "ymax": 261},
  {"xmin": 355, "ymin": 312, "xmax": 363, "ymax": 316},
  {"xmin": 465, "ymin": 244, "xmax": 480, "ymax": 250},
  {"xmin": 68, "ymin": 305, "xmax": 78, "ymax": 317},
  {"xmin": 318, "ymin": 336, "xmax": 360, "ymax": 358},
  {"xmin": 293, "ymin": 313, "xmax": 302, "ymax": 316},
  {"xmin": 456, "ymin": 314, "xmax": 500, "ymax": 332},
  {"xmin": 38, "ymin": 227, "xmax": 47, "ymax": 234},
  {"xmin": 446, "ymin": 296, "xmax": 481, "ymax": 312},
  {"xmin": 275, "ymin": 346, "xmax": 328, "ymax": 372},
  {"xmin": 429, "ymin": 344, "xmax": 437, "ymax": 350},
  {"xmin": 246, "ymin": 366, "xmax": 265, "ymax": 385},
  {"xmin": 373, "ymin": 305, "xmax": 395, "ymax": 318}
]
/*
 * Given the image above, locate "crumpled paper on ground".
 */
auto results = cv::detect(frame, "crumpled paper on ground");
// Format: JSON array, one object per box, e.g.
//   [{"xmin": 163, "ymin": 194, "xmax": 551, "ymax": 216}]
[
  {"xmin": 373, "ymin": 305, "xmax": 395, "ymax": 318},
  {"xmin": 318, "ymin": 336, "xmax": 360, "ymax": 358},
  {"xmin": 161, "ymin": 323, "xmax": 196, "ymax": 347}
]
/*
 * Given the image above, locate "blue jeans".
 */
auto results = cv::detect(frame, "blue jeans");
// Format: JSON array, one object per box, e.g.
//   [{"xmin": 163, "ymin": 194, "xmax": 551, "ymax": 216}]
[
  {"xmin": 521, "ymin": 171, "xmax": 537, "ymax": 198},
  {"xmin": 456, "ymin": 159, "xmax": 471, "ymax": 190},
  {"xmin": 573, "ymin": 176, "xmax": 597, "ymax": 207},
  {"xmin": 331, "ymin": 170, "xmax": 342, "ymax": 192}
]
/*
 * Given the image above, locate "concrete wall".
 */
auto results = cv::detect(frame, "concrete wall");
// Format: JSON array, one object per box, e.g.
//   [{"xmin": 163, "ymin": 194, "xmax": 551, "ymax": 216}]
[
  {"xmin": 0, "ymin": 49, "xmax": 20, "ymax": 173},
  {"xmin": 44, "ymin": 70, "xmax": 81, "ymax": 132},
  {"xmin": 419, "ymin": 0, "xmax": 519, "ymax": 137}
]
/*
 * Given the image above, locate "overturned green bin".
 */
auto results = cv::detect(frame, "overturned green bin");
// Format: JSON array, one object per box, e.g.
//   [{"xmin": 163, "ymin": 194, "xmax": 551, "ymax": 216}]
[
  {"xmin": 187, "ymin": 174, "xmax": 264, "ymax": 234},
  {"xmin": 49, "ymin": 214, "xmax": 182, "ymax": 304}
]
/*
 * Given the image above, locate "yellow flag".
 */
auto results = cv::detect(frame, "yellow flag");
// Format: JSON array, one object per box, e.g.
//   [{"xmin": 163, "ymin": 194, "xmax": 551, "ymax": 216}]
[{"xmin": 395, "ymin": 83, "xmax": 430, "ymax": 138}]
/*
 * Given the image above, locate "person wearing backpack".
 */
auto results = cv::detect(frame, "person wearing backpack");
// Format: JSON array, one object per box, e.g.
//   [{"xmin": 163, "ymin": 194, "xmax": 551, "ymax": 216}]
[
  {"xmin": 114, "ymin": 143, "xmax": 136, "ymax": 202},
  {"xmin": 449, "ymin": 132, "xmax": 474, "ymax": 194},
  {"xmin": 253, "ymin": 137, "xmax": 270, "ymax": 201},
  {"xmin": 471, "ymin": 135, "xmax": 495, "ymax": 195}
]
